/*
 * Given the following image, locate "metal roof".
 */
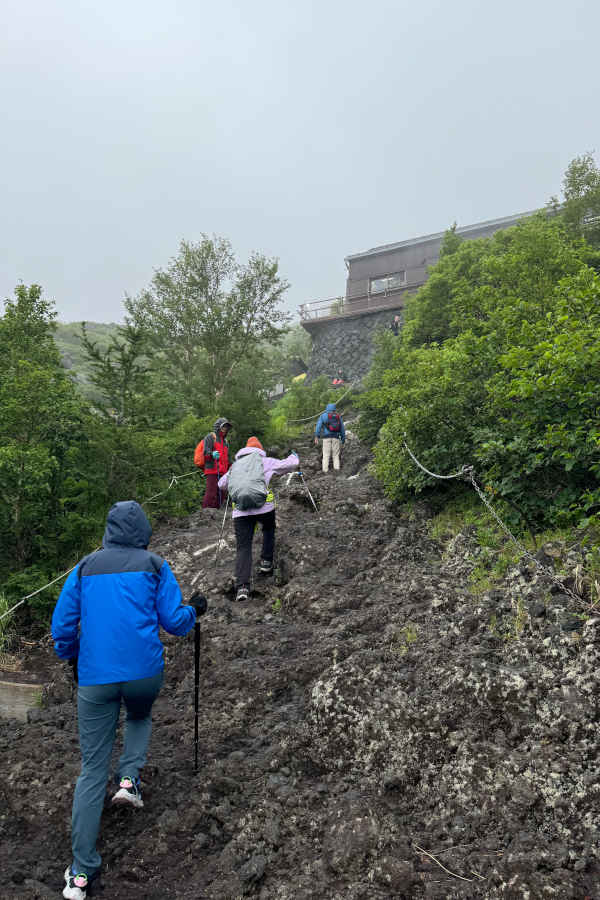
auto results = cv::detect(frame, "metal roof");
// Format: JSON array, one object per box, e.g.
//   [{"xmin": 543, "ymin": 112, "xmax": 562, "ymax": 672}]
[{"xmin": 344, "ymin": 209, "xmax": 542, "ymax": 263}]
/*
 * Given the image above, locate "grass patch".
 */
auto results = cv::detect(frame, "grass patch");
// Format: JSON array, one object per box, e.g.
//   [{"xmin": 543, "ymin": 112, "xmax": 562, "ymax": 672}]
[
  {"xmin": 428, "ymin": 496, "xmax": 582, "ymax": 602},
  {"xmin": 389, "ymin": 623, "xmax": 418, "ymax": 655},
  {"xmin": 0, "ymin": 593, "xmax": 14, "ymax": 656},
  {"xmin": 428, "ymin": 494, "xmax": 485, "ymax": 542},
  {"xmin": 266, "ymin": 377, "xmax": 357, "ymax": 446},
  {"xmin": 469, "ymin": 544, "xmax": 521, "ymax": 597}
]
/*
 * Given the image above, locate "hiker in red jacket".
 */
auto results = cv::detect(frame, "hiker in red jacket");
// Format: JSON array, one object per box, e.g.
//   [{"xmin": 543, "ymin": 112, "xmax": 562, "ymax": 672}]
[{"xmin": 195, "ymin": 417, "xmax": 231, "ymax": 509}]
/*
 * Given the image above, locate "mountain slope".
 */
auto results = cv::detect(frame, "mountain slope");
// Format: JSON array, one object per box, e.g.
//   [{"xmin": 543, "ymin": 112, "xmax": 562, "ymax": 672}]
[{"xmin": 1, "ymin": 426, "xmax": 599, "ymax": 898}]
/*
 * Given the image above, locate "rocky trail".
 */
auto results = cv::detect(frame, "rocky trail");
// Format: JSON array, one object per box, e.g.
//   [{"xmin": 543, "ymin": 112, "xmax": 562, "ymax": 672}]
[{"xmin": 1, "ymin": 424, "xmax": 600, "ymax": 899}]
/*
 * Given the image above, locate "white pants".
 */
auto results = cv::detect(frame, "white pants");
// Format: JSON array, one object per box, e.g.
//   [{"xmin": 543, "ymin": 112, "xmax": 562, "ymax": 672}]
[{"xmin": 322, "ymin": 437, "xmax": 341, "ymax": 472}]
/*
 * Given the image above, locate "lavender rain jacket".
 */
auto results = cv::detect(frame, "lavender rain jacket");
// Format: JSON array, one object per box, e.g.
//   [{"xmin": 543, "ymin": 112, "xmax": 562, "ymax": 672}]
[{"xmin": 218, "ymin": 448, "xmax": 299, "ymax": 518}]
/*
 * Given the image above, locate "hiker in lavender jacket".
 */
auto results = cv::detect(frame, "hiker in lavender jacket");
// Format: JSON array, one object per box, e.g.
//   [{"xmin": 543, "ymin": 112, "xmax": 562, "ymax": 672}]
[{"xmin": 218, "ymin": 437, "xmax": 299, "ymax": 602}]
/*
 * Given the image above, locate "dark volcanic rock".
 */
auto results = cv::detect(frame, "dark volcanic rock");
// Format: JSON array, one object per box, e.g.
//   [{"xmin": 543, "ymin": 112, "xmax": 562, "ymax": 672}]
[{"xmin": 1, "ymin": 428, "xmax": 599, "ymax": 898}]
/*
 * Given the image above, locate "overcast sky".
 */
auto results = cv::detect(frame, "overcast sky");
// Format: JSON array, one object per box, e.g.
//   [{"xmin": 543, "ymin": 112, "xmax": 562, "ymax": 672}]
[{"xmin": 1, "ymin": 0, "xmax": 598, "ymax": 323}]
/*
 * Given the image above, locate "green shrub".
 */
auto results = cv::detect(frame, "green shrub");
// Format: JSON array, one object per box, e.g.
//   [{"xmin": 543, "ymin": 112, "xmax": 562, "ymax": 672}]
[
  {"xmin": 266, "ymin": 377, "xmax": 354, "ymax": 445},
  {"xmin": 0, "ymin": 593, "xmax": 14, "ymax": 654},
  {"xmin": 363, "ymin": 214, "xmax": 600, "ymax": 530}
]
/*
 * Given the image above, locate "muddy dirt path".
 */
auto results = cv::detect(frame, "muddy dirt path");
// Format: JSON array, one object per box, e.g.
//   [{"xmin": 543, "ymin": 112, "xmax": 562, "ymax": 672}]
[{"xmin": 1, "ymin": 425, "xmax": 599, "ymax": 898}]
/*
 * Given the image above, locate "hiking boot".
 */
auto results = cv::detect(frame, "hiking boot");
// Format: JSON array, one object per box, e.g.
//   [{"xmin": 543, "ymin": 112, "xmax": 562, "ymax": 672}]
[
  {"xmin": 63, "ymin": 868, "xmax": 88, "ymax": 900},
  {"xmin": 111, "ymin": 775, "xmax": 144, "ymax": 809},
  {"xmin": 259, "ymin": 558, "xmax": 274, "ymax": 575},
  {"xmin": 235, "ymin": 585, "xmax": 250, "ymax": 602}
]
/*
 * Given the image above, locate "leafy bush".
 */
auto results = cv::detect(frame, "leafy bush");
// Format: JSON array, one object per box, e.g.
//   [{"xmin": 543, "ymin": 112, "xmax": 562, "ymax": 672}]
[
  {"xmin": 0, "ymin": 592, "xmax": 15, "ymax": 654},
  {"xmin": 266, "ymin": 377, "xmax": 353, "ymax": 445},
  {"xmin": 361, "ymin": 212, "xmax": 600, "ymax": 530}
]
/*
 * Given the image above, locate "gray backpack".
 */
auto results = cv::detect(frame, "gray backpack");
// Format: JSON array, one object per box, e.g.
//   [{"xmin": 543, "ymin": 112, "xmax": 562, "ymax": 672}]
[{"xmin": 228, "ymin": 452, "xmax": 268, "ymax": 510}]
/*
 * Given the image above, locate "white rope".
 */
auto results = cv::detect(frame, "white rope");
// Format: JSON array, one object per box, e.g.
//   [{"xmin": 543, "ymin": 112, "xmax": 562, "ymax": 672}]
[
  {"xmin": 0, "ymin": 562, "xmax": 92, "ymax": 624},
  {"xmin": 402, "ymin": 439, "xmax": 473, "ymax": 481},
  {"xmin": 401, "ymin": 437, "xmax": 586, "ymax": 608},
  {"xmin": 142, "ymin": 468, "xmax": 200, "ymax": 504},
  {"xmin": 0, "ymin": 467, "xmax": 203, "ymax": 624},
  {"xmin": 287, "ymin": 381, "xmax": 356, "ymax": 424}
]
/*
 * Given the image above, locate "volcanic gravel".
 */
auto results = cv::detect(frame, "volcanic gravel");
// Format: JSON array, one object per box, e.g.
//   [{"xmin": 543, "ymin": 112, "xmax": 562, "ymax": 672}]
[{"xmin": 1, "ymin": 425, "xmax": 599, "ymax": 898}]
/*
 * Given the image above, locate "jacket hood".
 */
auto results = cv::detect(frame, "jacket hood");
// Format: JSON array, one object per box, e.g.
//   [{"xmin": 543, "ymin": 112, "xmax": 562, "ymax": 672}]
[
  {"xmin": 103, "ymin": 500, "xmax": 152, "ymax": 549},
  {"xmin": 235, "ymin": 446, "xmax": 266, "ymax": 460},
  {"xmin": 325, "ymin": 403, "xmax": 337, "ymax": 412}
]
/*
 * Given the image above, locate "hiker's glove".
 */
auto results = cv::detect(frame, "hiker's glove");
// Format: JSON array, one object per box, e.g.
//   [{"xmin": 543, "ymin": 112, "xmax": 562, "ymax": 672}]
[
  {"xmin": 68, "ymin": 657, "xmax": 78, "ymax": 683},
  {"xmin": 189, "ymin": 592, "xmax": 208, "ymax": 619},
  {"xmin": 212, "ymin": 450, "xmax": 220, "ymax": 460}
]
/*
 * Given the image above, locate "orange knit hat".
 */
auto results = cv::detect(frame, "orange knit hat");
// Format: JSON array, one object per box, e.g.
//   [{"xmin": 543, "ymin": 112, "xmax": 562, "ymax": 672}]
[{"xmin": 246, "ymin": 436, "xmax": 264, "ymax": 451}]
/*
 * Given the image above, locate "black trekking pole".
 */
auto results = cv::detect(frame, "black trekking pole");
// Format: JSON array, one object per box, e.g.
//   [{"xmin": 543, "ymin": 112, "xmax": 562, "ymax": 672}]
[{"xmin": 188, "ymin": 592, "xmax": 208, "ymax": 773}]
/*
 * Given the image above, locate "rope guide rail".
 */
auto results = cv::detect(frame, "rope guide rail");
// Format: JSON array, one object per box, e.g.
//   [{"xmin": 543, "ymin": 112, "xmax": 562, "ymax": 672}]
[
  {"xmin": 0, "ymin": 468, "xmax": 202, "ymax": 625},
  {"xmin": 402, "ymin": 436, "xmax": 587, "ymax": 609},
  {"xmin": 1, "ymin": 428, "xmax": 590, "ymax": 624},
  {"xmin": 286, "ymin": 380, "xmax": 356, "ymax": 424}
]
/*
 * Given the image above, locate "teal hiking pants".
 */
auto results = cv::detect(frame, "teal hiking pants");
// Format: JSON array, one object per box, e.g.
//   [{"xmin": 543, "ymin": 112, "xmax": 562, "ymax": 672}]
[{"xmin": 71, "ymin": 671, "xmax": 163, "ymax": 877}]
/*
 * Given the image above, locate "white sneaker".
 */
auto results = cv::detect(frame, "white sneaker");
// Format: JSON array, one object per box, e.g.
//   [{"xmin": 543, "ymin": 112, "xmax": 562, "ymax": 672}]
[
  {"xmin": 111, "ymin": 775, "xmax": 144, "ymax": 808},
  {"xmin": 63, "ymin": 867, "xmax": 88, "ymax": 900}
]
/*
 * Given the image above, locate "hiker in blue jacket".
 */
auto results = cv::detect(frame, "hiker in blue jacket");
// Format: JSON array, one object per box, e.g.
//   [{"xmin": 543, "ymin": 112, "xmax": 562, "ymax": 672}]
[
  {"xmin": 51, "ymin": 500, "xmax": 201, "ymax": 900},
  {"xmin": 314, "ymin": 402, "xmax": 346, "ymax": 473}
]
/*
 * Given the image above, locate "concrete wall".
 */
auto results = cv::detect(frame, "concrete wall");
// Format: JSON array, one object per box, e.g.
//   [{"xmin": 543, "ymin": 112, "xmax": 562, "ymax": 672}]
[{"xmin": 304, "ymin": 306, "xmax": 403, "ymax": 383}]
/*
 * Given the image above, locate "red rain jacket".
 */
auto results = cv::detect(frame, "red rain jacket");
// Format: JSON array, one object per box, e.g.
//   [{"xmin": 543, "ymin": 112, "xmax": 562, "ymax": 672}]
[{"xmin": 202, "ymin": 430, "xmax": 230, "ymax": 476}]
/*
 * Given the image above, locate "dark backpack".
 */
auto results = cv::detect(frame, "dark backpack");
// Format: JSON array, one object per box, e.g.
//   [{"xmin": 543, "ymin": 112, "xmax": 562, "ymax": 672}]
[
  {"xmin": 327, "ymin": 411, "xmax": 341, "ymax": 433},
  {"xmin": 227, "ymin": 452, "xmax": 268, "ymax": 510}
]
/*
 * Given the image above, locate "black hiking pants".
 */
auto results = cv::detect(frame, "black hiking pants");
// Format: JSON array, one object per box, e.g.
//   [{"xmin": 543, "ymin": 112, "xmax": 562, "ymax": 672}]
[{"xmin": 234, "ymin": 510, "xmax": 275, "ymax": 588}]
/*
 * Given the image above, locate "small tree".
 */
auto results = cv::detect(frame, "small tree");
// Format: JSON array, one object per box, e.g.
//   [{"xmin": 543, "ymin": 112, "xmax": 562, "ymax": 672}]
[
  {"xmin": 1, "ymin": 283, "xmax": 60, "ymax": 369},
  {"xmin": 556, "ymin": 152, "xmax": 600, "ymax": 250},
  {"xmin": 80, "ymin": 321, "xmax": 150, "ymax": 426},
  {"xmin": 125, "ymin": 237, "xmax": 291, "ymax": 414},
  {"xmin": 0, "ymin": 285, "xmax": 86, "ymax": 579}
]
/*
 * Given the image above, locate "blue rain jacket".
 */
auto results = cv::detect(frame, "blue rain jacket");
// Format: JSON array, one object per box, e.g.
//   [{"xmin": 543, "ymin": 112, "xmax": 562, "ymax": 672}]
[
  {"xmin": 315, "ymin": 403, "xmax": 346, "ymax": 442},
  {"xmin": 51, "ymin": 501, "xmax": 195, "ymax": 685}
]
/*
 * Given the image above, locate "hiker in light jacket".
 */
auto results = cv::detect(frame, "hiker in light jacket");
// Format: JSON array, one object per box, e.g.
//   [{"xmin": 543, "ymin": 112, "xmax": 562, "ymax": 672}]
[
  {"xmin": 218, "ymin": 437, "xmax": 299, "ymax": 602},
  {"xmin": 51, "ymin": 500, "xmax": 201, "ymax": 900},
  {"xmin": 314, "ymin": 402, "xmax": 346, "ymax": 473}
]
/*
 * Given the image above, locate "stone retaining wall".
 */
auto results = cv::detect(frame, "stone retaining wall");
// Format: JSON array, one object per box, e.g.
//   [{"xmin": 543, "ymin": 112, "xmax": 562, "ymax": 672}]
[{"xmin": 304, "ymin": 306, "xmax": 403, "ymax": 382}]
